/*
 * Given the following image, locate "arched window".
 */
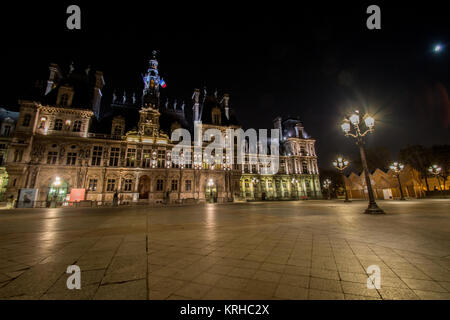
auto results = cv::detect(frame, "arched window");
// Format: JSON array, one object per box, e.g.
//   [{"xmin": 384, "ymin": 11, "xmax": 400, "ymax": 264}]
[
  {"xmin": 54, "ymin": 119, "xmax": 63, "ymax": 131},
  {"xmin": 72, "ymin": 120, "xmax": 82, "ymax": 132},
  {"xmin": 22, "ymin": 114, "xmax": 31, "ymax": 127}
]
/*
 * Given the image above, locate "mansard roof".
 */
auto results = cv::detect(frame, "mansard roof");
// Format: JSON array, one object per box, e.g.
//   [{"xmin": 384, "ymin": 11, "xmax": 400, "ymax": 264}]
[
  {"xmin": 199, "ymin": 95, "xmax": 239, "ymax": 126},
  {"xmin": 42, "ymin": 67, "xmax": 96, "ymax": 110},
  {"xmin": 0, "ymin": 108, "xmax": 19, "ymax": 122}
]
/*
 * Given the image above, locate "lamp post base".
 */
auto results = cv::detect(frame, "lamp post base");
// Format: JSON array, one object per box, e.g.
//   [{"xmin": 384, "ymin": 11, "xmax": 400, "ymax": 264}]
[{"xmin": 364, "ymin": 204, "xmax": 385, "ymax": 214}]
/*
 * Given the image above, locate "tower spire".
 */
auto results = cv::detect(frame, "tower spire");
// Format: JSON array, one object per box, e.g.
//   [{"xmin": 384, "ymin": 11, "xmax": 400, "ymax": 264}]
[{"xmin": 142, "ymin": 51, "xmax": 161, "ymax": 108}]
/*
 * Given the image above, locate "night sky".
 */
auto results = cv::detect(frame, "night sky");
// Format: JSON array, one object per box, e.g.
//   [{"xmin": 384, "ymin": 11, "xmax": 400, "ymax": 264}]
[{"xmin": 0, "ymin": 1, "xmax": 449, "ymax": 168}]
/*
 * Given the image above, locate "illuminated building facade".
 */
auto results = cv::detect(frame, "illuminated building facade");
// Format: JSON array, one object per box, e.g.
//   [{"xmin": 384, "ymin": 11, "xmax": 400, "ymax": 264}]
[{"xmin": 4, "ymin": 53, "xmax": 321, "ymax": 206}]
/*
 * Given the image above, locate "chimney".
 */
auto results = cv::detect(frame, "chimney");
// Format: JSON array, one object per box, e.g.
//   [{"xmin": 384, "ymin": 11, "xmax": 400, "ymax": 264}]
[
  {"xmin": 295, "ymin": 122, "xmax": 305, "ymax": 138},
  {"xmin": 45, "ymin": 63, "xmax": 62, "ymax": 95},
  {"xmin": 192, "ymin": 88, "xmax": 200, "ymax": 122},
  {"xmin": 92, "ymin": 71, "xmax": 105, "ymax": 119},
  {"xmin": 223, "ymin": 94, "xmax": 230, "ymax": 119},
  {"xmin": 273, "ymin": 117, "xmax": 283, "ymax": 140}
]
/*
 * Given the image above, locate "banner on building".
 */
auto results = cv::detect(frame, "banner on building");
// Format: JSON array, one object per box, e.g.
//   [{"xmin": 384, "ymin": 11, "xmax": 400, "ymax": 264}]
[
  {"xmin": 17, "ymin": 188, "xmax": 38, "ymax": 208},
  {"xmin": 69, "ymin": 188, "xmax": 86, "ymax": 203}
]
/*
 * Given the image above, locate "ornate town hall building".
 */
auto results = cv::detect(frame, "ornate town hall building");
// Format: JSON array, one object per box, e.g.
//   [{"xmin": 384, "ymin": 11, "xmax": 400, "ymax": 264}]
[{"xmin": 4, "ymin": 53, "xmax": 321, "ymax": 206}]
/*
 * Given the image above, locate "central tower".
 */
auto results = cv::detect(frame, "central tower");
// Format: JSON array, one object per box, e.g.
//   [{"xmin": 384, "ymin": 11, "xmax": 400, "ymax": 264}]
[{"xmin": 142, "ymin": 50, "xmax": 161, "ymax": 108}]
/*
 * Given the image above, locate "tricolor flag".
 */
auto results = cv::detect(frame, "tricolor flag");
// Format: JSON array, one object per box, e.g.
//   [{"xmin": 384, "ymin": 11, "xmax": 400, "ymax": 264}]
[{"xmin": 159, "ymin": 79, "xmax": 167, "ymax": 88}]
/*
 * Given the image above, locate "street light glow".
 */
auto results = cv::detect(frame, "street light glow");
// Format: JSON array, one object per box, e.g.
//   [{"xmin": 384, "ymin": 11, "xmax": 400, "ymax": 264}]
[{"xmin": 433, "ymin": 44, "xmax": 443, "ymax": 53}]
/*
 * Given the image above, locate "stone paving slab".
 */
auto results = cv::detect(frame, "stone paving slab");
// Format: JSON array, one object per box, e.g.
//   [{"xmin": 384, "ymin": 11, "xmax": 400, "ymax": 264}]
[{"xmin": 0, "ymin": 199, "xmax": 449, "ymax": 300}]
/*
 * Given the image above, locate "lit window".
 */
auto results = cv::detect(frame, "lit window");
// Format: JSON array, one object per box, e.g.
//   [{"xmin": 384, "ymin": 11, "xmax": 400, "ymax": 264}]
[{"xmin": 88, "ymin": 179, "xmax": 98, "ymax": 191}]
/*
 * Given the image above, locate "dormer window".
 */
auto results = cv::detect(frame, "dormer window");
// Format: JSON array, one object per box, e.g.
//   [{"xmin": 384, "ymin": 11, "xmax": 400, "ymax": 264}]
[
  {"xmin": 113, "ymin": 125, "xmax": 122, "ymax": 135},
  {"xmin": 22, "ymin": 114, "xmax": 31, "ymax": 127},
  {"xmin": 57, "ymin": 85, "xmax": 74, "ymax": 107},
  {"xmin": 212, "ymin": 107, "xmax": 221, "ymax": 125},
  {"xmin": 60, "ymin": 94, "xmax": 69, "ymax": 106},
  {"xmin": 54, "ymin": 119, "xmax": 63, "ymax": 131}
]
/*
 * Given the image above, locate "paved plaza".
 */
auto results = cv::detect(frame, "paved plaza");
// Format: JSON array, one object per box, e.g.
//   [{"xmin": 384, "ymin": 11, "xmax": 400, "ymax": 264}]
[{"xmin": 0, "ymin": 199, "xmax": 449, "ymax": 300}]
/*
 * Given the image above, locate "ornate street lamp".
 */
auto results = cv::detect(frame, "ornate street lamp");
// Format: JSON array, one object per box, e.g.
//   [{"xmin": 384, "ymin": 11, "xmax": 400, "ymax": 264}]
[
  {"xmin": 428, "ymin": 165, "xmax": 443, "ymax": 193},
  {"xmin": 332, "ymin": 157, "xmax": 351, "ymax": 202},
  {"xmin": 389, "ymin": 162, "xmax": 406, "ymax": 200},
  {"xmin": 323, "ymin": 179, "xmax": 331, "ymax": 200},
  {"xmin": 341, "ymin": 110, "xmax": 384, "ymax": 214}
]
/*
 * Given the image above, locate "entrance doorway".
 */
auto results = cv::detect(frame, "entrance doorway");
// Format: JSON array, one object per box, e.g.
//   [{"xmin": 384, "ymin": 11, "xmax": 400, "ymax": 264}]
[
  {"xmin": 138, "ymin": 176, "xmax": 150, "ymax": 199},
  {"xmin": 206, "ymin": 179, "xmax": 217, "ymax": 203},
  {"xmin": 47, "ymin": 177, "xmax": 69, "ymax": 202}
]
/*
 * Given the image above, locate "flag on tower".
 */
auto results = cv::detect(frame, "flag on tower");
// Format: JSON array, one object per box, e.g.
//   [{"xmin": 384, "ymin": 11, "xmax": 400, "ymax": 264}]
[{"xmin": 159, "ymin": 79, "xmax": 167, "ymax": 88}]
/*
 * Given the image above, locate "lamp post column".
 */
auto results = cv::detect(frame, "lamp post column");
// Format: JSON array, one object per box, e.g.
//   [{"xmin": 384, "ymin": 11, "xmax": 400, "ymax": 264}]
[
  {"xmin": 341, "ymin": 171, "xmax": 350, "ymax": 202},
  {"xmin": 357, "ymin": 139, "xmax": 383, "ymax": 213}
]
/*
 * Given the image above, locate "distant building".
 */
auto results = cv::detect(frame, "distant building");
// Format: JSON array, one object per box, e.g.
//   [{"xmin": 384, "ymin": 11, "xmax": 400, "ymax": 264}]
[
  {"xmin": 344, "ymin": 165, "xmax": 429, "ymax": 200},
  {"xmin": 4, "ymin": 52, "xmax": 321, "ymax": 206}
]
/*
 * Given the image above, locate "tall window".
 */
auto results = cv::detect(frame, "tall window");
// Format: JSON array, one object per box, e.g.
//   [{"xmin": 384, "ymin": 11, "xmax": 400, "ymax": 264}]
[
  {"xmin": 47, "ymin": 151, "xmax": 58, "ymax": 164},
  {"xmin": 157, "ymin": 150, "xmax": 165, "ymax": 168},
  {"xmin": 3, "ymin": 125, "xmax": 11, "ymax": 136},
  {"xmin": 106, "ymin": 179, "xmax": 116, "ymax": 192},
  {"xmin": 72, "ymin": 120, "xmax": 82, "ymax": 132},
  {"xmin": 91, "ymin": 146, "xmax": 103, "ymax": 166},
  {"xmin": 126, "ymin": 148, "xmax": 136, "ymax": 167},
  {"xmin": 22, "ymin": 114, "xmax": 31, "ymax": 127},
  {"xmin": 142, "ymin": 150, "xmax": 152, "ymax": 168},
  {"xmin": 123, "ymin": 179, "xmax": 133, "ymax": 192},
  {"xmin": 185, "ymin": 180, "xmax": 192, "ymax": 192},
  {"xmin": 171, "ymin": 180, "xmax": 178, "ymax": 191},
  {"xmin": 109, "ymin": 147, "xmax": 120, "ymax": 166},
  {"xmin": 66, "ymin": 152, "xmax": 77, "ymax": 165},
  {"xmin": 156, "ymin": 179, "xmax": 164, "ymax": 191},
  {"xmin": 54, "ymin": 119, "xmax": 63, "ymax": 131},
  {"xmin": 302, "ymin": 162, "xmax": 308, "ymax": 174},
  {"xmin": 14, "ymin": 149, "xmax": 23, "ymax": 162},
  {"xmin": 88, "ymin": 179, "xmax": 98, "ymax": 191}
]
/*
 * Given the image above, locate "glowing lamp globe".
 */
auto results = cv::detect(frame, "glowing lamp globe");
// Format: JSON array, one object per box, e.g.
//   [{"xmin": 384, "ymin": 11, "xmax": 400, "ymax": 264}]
[
  {"xmin": 349, "ymin": 114, "xmax": 360, "ymax": 125},
  {"xmin": 341, "ymin": 121, "xmax": 351, "ymax": 133},
  {"xmin": 364, "ymin": 115, "xmax": 375, "ymax": 128}
]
